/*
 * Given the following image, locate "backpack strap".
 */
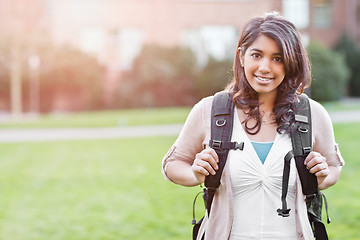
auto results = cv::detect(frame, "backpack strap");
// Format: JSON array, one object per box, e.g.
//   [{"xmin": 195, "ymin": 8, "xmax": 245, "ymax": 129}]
[
  {"xmin": 205, "ymin": 91, "xmax": 244, "ymax": 213},
  {"xmin": 278, "ymin": 94, "xmax": 329, "ymax": 239},
  {"xmin": 192, "ymin": 92, "xmax": 244, "ymax": 240},
  {"xmin": 278, "ymin": 94, "xmax": 314, "ymax": 217},
  {"xmin": 291, "ymin": 94, "xmax": 317, "ymax": 198}
]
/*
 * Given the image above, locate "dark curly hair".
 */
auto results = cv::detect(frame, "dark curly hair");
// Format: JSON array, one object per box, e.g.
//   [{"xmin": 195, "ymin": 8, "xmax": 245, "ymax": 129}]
[{"xmin": 226, "ymin": 13, "xmax": 311, "ymax": 135}]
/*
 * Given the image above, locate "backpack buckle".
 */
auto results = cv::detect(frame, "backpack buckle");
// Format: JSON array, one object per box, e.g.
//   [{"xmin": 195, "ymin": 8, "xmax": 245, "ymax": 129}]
[
  {"xmin": 305, "ymin": 193, "xmax": 316, "ymax": 201},
  {"xmin": 234, "ymin": 142, "xmax": 244, "ymax": 150},
  {"xmin": 303, "ymin": 147, "xmax": 312, "ymax": 155},
  {"xmin": 207, "ymin": 187, "xmax": 216, "ymax": 193},
  {"xmin": 211, "ymin": 140, "xmax": 222, "ymax": 149},
  {"xmin": 277, "ymin": 208, "xmax": 291, "ymax": 217}
]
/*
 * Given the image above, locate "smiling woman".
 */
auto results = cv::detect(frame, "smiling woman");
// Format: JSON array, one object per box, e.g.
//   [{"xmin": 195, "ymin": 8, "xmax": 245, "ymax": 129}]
[{"xmin": 162, "ymin": 12, "xmax": 344, "ymax": 240}]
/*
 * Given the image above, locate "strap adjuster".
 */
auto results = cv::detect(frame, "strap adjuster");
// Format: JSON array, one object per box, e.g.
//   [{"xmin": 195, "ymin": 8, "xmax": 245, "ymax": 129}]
[
  {"xmin": 211, "ymin": 140, "xmax": 222, "ymax": 149},
  {"xmin": 210, "ymin": 140, "xmax": 244, "ymax": 151},
  {"xmin": 303, "ymin": 147, "xmax": 312, "ymax": 155},
  {"xmin": 234, "ymin": 142, "xmax": 244, "ymax": 150},
  {"xmin": 207, "ymin": 187, "xmax": 216, "ymax": 193},
  {"xmin": 277, "ymin": 208, "xmax": 291, "ymax": 217},
  {"xmin": 305, "ymin": 193, "xmax": 316, "ymax": 201}
]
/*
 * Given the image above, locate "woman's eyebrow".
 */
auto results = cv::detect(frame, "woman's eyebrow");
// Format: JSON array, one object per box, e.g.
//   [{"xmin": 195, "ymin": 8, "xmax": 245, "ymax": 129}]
[
  {"xmin": 249, "ymin": 48, "xmax": 282, "ymax": 56},
  {"xmin": 249, "ymin": 48, "xmax": 263, "ymax": 53}
]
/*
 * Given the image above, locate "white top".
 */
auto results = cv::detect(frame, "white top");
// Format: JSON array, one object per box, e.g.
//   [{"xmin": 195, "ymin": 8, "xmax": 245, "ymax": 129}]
[
  {"xmin": 162, "ymin": 93, "xmax": 344, "ymax": 240},
  {"xmin": 229, "ymin": 110, "xmax": 298, "ymax": 239}
]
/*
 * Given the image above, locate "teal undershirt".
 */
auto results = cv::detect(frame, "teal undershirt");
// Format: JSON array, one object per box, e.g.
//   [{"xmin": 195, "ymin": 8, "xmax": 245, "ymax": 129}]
[{"xmin": 251, "ymin": 142, "xmax": 274, "ymax": 164}]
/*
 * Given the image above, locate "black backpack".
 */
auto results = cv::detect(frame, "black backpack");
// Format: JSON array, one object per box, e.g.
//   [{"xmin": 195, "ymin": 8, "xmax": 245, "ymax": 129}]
[{"xmin": 192, "ymin": 91, "xmax": 330, "ymax": 240}]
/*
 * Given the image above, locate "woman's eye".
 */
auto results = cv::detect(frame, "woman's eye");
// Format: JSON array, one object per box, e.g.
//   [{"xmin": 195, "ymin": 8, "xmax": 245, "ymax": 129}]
[
  {"xmin": 251, "ymin": 53, "xmax": 261, "ymax": 58},
  {"xmin": 274, "ymin": 57, "xmax": 282, "ymax": 62}
]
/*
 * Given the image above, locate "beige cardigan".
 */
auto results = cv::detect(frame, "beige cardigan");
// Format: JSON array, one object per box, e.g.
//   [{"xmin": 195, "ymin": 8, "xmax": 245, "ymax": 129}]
[{"xmin": 162, "ymin": 93, "xmax": 344, "ymax": 240}]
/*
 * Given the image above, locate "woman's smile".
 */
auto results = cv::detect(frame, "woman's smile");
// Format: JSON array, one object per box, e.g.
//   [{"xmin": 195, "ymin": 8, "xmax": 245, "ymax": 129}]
[{"xmin": 254, "ymin": 75, "xmax": 275, "ymax": 84}]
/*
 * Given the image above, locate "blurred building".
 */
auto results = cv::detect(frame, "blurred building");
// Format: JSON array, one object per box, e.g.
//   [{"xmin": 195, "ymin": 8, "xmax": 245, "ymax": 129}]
[
  {"xmin": 0, "ymin": 0, "xmax": 359, "ymax": 111},
  {"xmin": 42, "ymin": 0, "xmax": 360, "ymax": 69},
  {"xmin": 3, "ymin": 0, "xmax": 359, "ymax": 69}
]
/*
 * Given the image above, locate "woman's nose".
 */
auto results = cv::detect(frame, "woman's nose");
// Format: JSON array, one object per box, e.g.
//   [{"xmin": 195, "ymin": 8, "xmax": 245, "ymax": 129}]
[{"xmin": 259, "ymin": 59, "xmax": 271, "ymax": 73}]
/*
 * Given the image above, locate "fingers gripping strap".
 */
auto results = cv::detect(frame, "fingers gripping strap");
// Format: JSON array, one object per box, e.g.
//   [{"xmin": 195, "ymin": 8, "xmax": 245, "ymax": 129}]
[
  {"xmin": 204, "ymin": 92, "xmax": 244, "ymax": 214},
  {"xmin": 205, "ymin": 92, "xmax": 235, "ymax": 190}
]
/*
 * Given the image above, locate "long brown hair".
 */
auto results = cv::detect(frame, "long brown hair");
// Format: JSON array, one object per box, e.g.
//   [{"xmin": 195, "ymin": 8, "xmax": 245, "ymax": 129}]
[{"xmin": 226, "ymin": 13, "xmax": 311, "ymax": 135}]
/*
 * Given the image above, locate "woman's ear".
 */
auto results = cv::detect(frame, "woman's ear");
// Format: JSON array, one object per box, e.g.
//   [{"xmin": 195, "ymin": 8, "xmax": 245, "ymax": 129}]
[{"xmin": 238, "ymin": 48, "xmax": 244, "ymax": 67}]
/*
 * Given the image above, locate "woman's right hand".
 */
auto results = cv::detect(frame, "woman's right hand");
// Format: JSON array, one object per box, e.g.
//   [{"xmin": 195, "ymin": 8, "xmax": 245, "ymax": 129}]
[{"xmin": 191, "ymin": 148, "xmax": 219, "ymax": 183}]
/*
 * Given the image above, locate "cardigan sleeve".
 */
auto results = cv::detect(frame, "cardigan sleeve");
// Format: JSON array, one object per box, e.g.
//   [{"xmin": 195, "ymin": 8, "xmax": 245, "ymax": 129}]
[
  {"xmin": 162, "ymin": 96, "xmax": 213, "ymax": 181},
  {"xmin": 310, "ymin": 99, "xmax": 345, "ymax": 167}
]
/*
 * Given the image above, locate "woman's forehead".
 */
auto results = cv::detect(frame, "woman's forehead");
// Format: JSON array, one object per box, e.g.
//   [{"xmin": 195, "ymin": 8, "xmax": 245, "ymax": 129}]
[{"xmin": 247, "ymin": 35, "xmax": 281, "ymax": 54}]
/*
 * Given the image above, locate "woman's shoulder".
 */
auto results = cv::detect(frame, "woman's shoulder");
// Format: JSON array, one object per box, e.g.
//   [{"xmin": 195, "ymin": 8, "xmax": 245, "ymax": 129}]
[
  {"xmin": 190, "ymin": 91, "xmax": 233, "ymax": 121},
  {"xmin": 306, "ymin": 96, "xmax": 344, "ymax": 166},
  {"xmin": 196, "ymin": 94, "xmax": 214, "ymax": 108},
  {"xmin": 195, "ymin": 90, "xmax": 233, "ymax": 108},
  {"xmin": 307, "ymin": 96, "xmax": 331, "ymax": 123},
  {"xmin": 192, "ymin": 92, "xmax": 230, "ymax": 115},
  {"xmin": 307, "ymin": 96, "xmax": 334, "ymax": 142}
]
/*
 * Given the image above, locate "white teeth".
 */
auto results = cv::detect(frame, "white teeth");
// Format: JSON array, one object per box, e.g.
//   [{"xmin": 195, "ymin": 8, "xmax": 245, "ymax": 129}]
[{"xmin": 256, "ymin": 76, "xmax": 273, "ymax": 82}]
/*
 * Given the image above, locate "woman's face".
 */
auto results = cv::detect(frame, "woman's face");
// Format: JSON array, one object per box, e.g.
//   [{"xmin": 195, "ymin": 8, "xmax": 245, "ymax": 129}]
[{"xmin": 240, "ymin": 34, "xmax": 286, "ymax": 98}]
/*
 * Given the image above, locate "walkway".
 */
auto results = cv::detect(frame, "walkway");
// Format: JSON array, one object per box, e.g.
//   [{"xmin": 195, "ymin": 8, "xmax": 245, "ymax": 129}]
[
  {"xmin": 0, "ymin": 111, "xmax": 359, "ymax": 143},
  {"xmin": 0, "ymin": 124, "xmax": 184, "ymax": 143}
]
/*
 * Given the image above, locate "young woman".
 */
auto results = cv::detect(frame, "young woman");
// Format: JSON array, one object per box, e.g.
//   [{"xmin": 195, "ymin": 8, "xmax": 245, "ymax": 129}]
[{"xmin": 162, "ymin": 13, "xmax": 344, "ymax": 240}]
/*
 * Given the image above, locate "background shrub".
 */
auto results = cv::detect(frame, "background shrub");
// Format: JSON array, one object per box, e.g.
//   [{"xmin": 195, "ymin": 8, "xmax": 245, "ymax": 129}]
[
  {"xmin": 194, "ymin": 57, "xmax": 233, "ymax": 98},
  {"xmin": 334, "ymin": 34, "xmax": 360, "ymax": 97},
  {"xmin": 307, "ymin": 41, "xmax": 350, "ymax": 102},
  {"xmin": 118, "ymin": 45, "xmax": 198, "ymax": 108}
]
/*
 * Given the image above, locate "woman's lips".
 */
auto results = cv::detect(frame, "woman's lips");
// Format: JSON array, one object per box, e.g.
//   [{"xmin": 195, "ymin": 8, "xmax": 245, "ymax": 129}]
[{"xmin": 255, "ymin": 75, "xmax": 274, "ymax": 84}]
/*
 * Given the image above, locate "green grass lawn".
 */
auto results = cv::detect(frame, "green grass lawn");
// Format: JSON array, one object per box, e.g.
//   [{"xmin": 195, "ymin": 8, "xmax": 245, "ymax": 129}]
[
  {"xmin": 0, "ymin": 122, "xmax": 358, "ymax": 239},
  {"xmin": 324, "ymin": 122, "xmax": 360, "ymax": 240},
  {"xmin": 0, "ymin": 107, "xmax": 191, "ymax": 129},
  {"xmin": 0, "ymin": 137, "xmax": 200, "ymax": 240}
]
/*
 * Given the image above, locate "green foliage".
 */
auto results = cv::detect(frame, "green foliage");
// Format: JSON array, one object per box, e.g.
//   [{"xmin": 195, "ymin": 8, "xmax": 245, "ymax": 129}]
[
  {"xmin": 334, "ymin": 34, "xmax": 360, "ymax": 97},
  {"xmin": 119, "ymin": 45, "xmax": 197, "ymax": 108},
  {"xmin": 307, "ymin": 41, "xmax": 350, "ymax": 101},
  {"xmin": 194, "ymin": 57, "xmax": 233, "ymax": 97},
  {"xmin": 37, "ymin": 45, "xmax": 105, "ymax": 112},
  {"xmin": 131, "ymin": 45, "xmax": 196, "ymax": 84}
]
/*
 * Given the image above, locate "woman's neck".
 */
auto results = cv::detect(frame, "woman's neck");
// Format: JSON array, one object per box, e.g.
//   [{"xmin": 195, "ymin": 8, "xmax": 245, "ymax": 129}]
[{"xmin": 258, "ymin": 93, "xmax": 276, "ymax": 113}]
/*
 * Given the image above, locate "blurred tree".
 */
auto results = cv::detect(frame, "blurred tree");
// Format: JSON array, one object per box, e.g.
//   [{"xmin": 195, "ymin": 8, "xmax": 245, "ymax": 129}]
[
  {"xmin": 334, "ymin": 34, "xmax": 360, "ymax": 97},
  {"xmin": 0, "ymin": 38, "xmax": 29, "ymax": 114},
  {"xmin": 307, "ymin": 41, "xmax": 350, "ymax": 102},
  {"xmin": 0, "ymin": 0, "xmax": 47, "ymax": 117},
  {"xmin": 118, "ymin": 44, "xmax": 198, "ymax": 108},
  {"xmin": 0, "ymin": 47, "xmax": 11, "ymax": 112},
  {"xmin": 0, "ymin": 40, "xmax": 106, "ymax": 113},
  {"xmin": 194, "ymin": 57, "xmax": 233, "ymax": 98},
  {"xmin": 37, "ymin": 45, "xmax": 105, "ymax": 112}
]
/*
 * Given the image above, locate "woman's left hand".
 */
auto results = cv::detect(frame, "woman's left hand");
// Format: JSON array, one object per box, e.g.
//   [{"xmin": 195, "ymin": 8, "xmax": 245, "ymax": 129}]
[{"xmin": 304, "ymin": 151, "xmax": 330, "ymax": 178}]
